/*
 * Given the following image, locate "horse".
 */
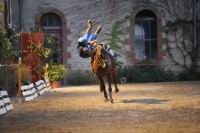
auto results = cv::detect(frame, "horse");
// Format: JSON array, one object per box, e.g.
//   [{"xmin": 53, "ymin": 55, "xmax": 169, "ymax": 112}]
[{"xmin": 91, "ymin": 44, "xmax": 119, "ymax": 103}]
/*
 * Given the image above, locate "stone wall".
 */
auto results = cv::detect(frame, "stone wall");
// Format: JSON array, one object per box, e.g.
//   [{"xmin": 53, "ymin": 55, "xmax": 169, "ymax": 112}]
[{"xmin": 11, "ymin": 0, "xmax": 200, "ymax": 72}]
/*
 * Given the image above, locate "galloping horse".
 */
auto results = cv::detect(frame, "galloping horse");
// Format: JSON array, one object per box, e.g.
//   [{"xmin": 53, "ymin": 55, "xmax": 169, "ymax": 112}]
[{"xmin": 91, "ymin": 44, "xmax": 119, "ymax": 103}]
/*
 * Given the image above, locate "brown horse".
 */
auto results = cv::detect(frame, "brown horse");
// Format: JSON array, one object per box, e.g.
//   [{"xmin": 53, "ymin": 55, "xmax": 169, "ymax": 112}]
[{"xmin": 91, "ymin": 44, "xmax": 119, "ymax": 103}]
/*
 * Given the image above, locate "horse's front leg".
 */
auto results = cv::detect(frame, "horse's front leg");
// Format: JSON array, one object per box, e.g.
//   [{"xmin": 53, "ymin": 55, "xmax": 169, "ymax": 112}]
[
  {"xmin": 107, "ymin": 75, "xmax": 113, "ymax": 103},
  {"xmin": 98, "ymin": 76, "xmax": 108, "ymax": 101}
]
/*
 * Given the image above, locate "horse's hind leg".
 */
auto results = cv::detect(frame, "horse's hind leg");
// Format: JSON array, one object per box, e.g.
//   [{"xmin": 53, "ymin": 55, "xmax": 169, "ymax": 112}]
[
  {"xmin": 112, "ymin": 71, "xmax": 119, "ymax": 93},
  {"xmin": 107, "ymin": 75, "xmax": 113, "ymax": 103},
  {"xmin": 98, "ymin": 76, "xmax": 108, "ymax": 101}
]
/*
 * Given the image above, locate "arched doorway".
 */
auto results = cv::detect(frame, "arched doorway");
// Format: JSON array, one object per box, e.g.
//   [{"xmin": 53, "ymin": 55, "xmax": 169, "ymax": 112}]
[
  {"xmin": 40, "ymin": 13, "xmax": 63, "ymax": 63},
  {"xmin": 134, "ymin": 10, "xmax": 157, "ymax": 62}
]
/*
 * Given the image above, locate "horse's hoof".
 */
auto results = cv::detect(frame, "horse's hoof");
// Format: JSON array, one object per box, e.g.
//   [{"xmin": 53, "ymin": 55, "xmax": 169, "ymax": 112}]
[
  {"xmin": 110, "ymin": 99, "xmax": 114, "ymax": 103},
  {"xmin": 104, "ymin": 98, "xmax": 108, "ymax": 101},
  {"xmin": 115, "ymin": 89, "xmax": 119, "ymax": 93}
]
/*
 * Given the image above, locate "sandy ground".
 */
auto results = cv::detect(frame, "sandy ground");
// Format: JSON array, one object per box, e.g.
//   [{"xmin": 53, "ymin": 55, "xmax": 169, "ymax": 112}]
[{"xmin": 0, "ymin": 82, "xmax": 200, "ymax": 133}]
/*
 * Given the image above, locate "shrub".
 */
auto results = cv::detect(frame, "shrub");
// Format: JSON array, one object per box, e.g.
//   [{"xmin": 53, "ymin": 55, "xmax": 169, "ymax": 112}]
[
  {"xmin": 65, "ymin": 70, "xmax": 97, "ymax": 85},
  {"xmin": 48, "ymin": 64, "xmax": 67, "ymax": 82},
  {"xmin": 176, "ymin": 70, "xmax": 200, "ymax": 81},
  {"xmin": 117, "ymin": 65, "xmax": 177, "ymax": 83}
]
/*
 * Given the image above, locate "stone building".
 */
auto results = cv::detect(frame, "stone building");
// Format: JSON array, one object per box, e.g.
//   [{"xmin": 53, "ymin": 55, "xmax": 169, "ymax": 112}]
[
  {"xmin": 10, "ymin": 0, "xmax": 200, "ymax": 73},
  {"xmin": 0, "ymin": 0, "xmax": 4, "ymax": 27}
]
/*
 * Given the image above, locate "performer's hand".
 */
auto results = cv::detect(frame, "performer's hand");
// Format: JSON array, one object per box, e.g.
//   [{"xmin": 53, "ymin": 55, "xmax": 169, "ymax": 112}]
[{"xmin": 89, "ymin": 40, "xmax": 97, "ymax": 45}]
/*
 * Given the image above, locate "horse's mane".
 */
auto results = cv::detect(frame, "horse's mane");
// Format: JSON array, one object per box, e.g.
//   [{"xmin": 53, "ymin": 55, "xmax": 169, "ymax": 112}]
[
  {"xmin": 91, "ymin": 44, "xmax": 116, "ymax": 75},
  {"xmin": 93, "ymin": 45, "xmax": 104, "ymax": 67}
]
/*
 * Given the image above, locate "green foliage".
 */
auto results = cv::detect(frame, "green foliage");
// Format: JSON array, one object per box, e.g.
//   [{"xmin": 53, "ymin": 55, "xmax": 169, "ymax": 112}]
[
  {"xmin": 45, "ymin": 34, "xmax": 57, "ymax": 49},
  {"xmin": 44, "ymin": 34, "xmax": 61, "ymax": 62},
  {"xmin": 65, "ymin": 70, "xmax": 97, "ymax": 85},
  {"xmin": 48, "ymin": 63, "xmax": 67, "ymax": 82},
  {"xmin": 22, "ymin": 33, "xmax": 56, "ymax": 63},
  {"xmin": 44, "ymin": 34, "xmax": 67, "ymax": 82},
  {"xmin": 0, "ymin": 28, "xmax": 16, "ymax": 63},
  {"xmin": 26, "ymin": 29, "xmax": 60, "ymax": 63},
  {"xmin": 27, "ymin": 42, "xmax": 52, "ymax": 62},
  {"xmin": 1, "ymin": 38, "xmax": 15, "ymax": 60},
  {"xmin": 27, "ymin": 32, "xmax": 66, "ymax": 82},
  {"xmin": 117, "ymin": 65, "xmax": 177, "ymax": 83},
  {"xmin": 176, "ymin": 70, "xmax": 200, "ymax": 81},
  {"xmin": 108, "ymin": 21, "xmax": 123, "ymax": 50},
  {"xmin": 107, "ymin": 17, "xmax": 129, "ymax": 50},
  {"xmin": 63, "ymin": 66, "xmax": 199, "ymax": 85},
  {"xmin": 117, "ymin": 65, "xmax": 200, "ymax": 83},
  {"xmin": 6, "ymin": 28, "xmax": 19, "ymax": 47},
  {"xmin": 38, "ymin": 47, "xmax": 52, "ymax": 59}
]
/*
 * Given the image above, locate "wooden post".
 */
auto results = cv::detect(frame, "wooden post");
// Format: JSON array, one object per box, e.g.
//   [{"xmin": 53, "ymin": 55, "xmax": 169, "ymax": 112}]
[
  {"xmin": 17, "ymin": 58, "xmax": 22, "ymax": 97},
  {"xmin": 3, "ymin": 64, "xmax": 8, "ymax": 90},
  {"xmin": 5, "ymin": 64, "xmax": 8, "ymax": 90},
  {"xmin": 39, "ymin": 62, "xmax": 41, "ymax": 80},
  {"xmin": 43, "ymin": 63, "xmax": 48, "ymax": 80}
]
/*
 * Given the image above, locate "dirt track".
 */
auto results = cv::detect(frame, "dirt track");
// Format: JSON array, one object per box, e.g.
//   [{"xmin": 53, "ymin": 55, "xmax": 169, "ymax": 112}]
[{"xmin": 0, "ymin": 82, "xmax": 200, "ymax": 133}]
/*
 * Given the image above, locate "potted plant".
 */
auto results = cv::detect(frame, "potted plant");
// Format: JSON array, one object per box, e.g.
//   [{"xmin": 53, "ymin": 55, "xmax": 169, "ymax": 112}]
[{"xmin": 47, "ymin": 63, "xmax": 67, "ymax": 89}]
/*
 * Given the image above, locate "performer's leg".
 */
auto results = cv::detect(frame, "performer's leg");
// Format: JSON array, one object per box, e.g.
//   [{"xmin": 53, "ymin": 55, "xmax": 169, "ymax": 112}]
[
  {"xmin": 94, "ymin": 25, "xmax": 102, "ymax": 36},
  {"xmin": 85, "ymin": 19, "xmax": 93, "ymax": 34}
]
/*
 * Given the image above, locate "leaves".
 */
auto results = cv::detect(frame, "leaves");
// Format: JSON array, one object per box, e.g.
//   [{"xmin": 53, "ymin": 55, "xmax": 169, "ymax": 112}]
[
  {"xmin": 44, "ymin": 34, "xmax": 61, "ymax": 62},
  {"xmin": 27, "ymin": 43, "xmax": 53, "ymax": 60},
  {"xmin": 106, "ymin": 16, "xmax": 131, "ymax": 59},
  {"xmin": 0, "ymin": 28, "xmax": 16, "ymax": 63},
  {"xmin": 48, "ymin": 64, "xmax": 67, "ymax": 81}
]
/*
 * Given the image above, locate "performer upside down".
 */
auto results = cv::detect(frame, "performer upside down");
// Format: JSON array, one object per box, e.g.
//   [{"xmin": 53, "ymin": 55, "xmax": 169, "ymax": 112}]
[{"xmin": 77, "ymin": 19, "xmax": 116, "ymax": 67}]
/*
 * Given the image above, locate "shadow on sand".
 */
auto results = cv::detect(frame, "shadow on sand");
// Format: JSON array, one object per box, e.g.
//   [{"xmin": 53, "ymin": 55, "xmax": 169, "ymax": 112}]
[{"xmin": 121, "ymin": 99, "xmax": 169, "ymax": 104}]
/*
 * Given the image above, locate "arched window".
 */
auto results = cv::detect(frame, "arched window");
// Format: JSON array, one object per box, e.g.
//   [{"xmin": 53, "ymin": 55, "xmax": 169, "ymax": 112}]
[
  {"xmin": 40, "ymin": 13, "xmax": 62, "ymax": 63},
  {"xmin": 135, "ymin": 10, "xmax": 157, "ymax": 61},
  {"xmin": 40, "ymin": 13, "xmax": 61, "ymax": 27}
]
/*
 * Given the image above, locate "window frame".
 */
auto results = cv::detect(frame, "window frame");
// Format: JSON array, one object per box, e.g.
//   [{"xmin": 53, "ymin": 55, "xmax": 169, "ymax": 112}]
[
  {"xmin": 40, "ymin": 13, "xmax": 62, "ymax": 27},
  {"xmin": 134, "ymin": 13, "xmax": 157, "ymax": 61},
  {"xmin": 129, "ymin": 7, "xmax": 163, "ymax": 65}
]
